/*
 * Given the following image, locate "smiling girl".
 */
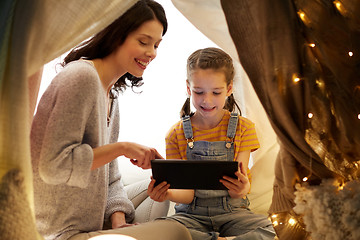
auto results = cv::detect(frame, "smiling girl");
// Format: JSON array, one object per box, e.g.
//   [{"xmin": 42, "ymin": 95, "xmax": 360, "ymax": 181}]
[{"xmin": 148, "ymin": 47, "xmax": 275, "ymax": 240}]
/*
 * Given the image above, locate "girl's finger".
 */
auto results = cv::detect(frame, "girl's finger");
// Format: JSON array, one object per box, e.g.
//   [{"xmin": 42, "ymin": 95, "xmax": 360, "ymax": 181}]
[{"xmin": 239, "ymin": 162, "xmax": 247, "ymax": 176}]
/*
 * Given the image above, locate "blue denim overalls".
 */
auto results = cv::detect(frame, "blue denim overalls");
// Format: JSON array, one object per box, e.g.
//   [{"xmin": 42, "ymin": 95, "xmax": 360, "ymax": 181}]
[{"xmin": 168, "ymin": 113, "xmax": 275, "ymax": 240}]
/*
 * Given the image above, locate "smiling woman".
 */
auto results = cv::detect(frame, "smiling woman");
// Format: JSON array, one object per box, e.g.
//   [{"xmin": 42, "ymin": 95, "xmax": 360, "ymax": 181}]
[{"xmin": 30, "ymin": 1, "xmax": 197, "ymax": 239}]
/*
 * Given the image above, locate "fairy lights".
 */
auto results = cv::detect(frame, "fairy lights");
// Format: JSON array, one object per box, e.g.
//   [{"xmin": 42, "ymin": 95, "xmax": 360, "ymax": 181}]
[
  {"xmin": 292, "ymin": 74, "xmax": 301, "ymax": 83},
  {"xmin": 288, "ymin": 218, "xmax": 297, "ymax": 226},
  {"xmin": 298, "ymin": 10, "xmax": 306, "ymax": 22},
  {"xmin": 333, "ymin": 0, "xmax": 347, "ymax": 16},
  {"xmin": 269, "ymin": 211, "xmax": 309, "ymax": 239},
  {"xmin": 334, "ymin": 0, "xmax": 342, "ymax": 10},
  {"xmin": 293, "ymin": 77, "xmax": 300, "ymax": 83},
  {"xmin": 348, "ymin": 51, "xmax": 353, "ymax": 57},
  {"xmin": 307, "ymin": 112, "xmax": 313, "ymax": 119}
]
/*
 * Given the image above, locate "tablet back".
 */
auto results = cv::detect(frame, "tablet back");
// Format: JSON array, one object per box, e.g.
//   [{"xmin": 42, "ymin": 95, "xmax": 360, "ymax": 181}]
[{"xmin": 151, "ymin": 159, "xmax": 238, "ymax": 190}]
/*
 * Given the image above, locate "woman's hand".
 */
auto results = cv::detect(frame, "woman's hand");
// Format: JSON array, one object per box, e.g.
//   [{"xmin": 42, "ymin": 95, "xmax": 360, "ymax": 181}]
[
  {"xmin": 123, "ymin": 142, "xmax": 164, "ymax": 169},
  {"xmin": 92, "ymin": 142, "xmax": 164, "ymax": 170},
  {"xmin": 111, "ymin": 212, "xmax": 139, "ymax": 229},
  {"xmin": 220, "ymin": 162, "xmax": 250, "ymax": 199},
  {"xmin": 147, "ymin": 177, "xmax": 170, "ymax": 202}
]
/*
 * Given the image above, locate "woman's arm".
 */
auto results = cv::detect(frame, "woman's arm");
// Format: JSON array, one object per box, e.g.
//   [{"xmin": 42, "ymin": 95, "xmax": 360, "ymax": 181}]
[{"xmin": 92, "ymin": 142, "xmax": 164, "ymax": 170}]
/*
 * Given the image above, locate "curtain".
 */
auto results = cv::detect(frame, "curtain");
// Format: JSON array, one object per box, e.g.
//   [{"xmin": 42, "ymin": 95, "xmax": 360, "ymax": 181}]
[
  {"xmin": 219, "ymin": 0, "xmax": 360, "ymax": 239},
  {"xmin": 0, "ymin": 0, "xmax": 136, "ymax": 239}
]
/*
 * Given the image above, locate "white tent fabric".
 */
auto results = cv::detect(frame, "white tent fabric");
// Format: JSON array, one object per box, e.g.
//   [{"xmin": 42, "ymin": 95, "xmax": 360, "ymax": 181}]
[{"xmin": 171, "ymin": 0, "xmax": 279, "ymax": 214}]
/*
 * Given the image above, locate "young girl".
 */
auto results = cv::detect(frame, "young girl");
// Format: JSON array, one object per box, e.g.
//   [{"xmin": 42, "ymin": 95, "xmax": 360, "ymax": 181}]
[
  {"xmin": 148, "ymin": 47, "xmax": 275, "ymax": 240},
  {"xmin": 31, "ymin": 1, "xmax": 191, "ymax": 240}
]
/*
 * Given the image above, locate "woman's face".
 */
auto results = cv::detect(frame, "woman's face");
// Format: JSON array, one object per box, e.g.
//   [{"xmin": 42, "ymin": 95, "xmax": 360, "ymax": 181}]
[
  {"xmin": 113, "ymin": 19, "xmax": 164, "ymax": 77},
  {"xmin": 187, "ymin": 69, "xmax": 232, "ymax": 120}
]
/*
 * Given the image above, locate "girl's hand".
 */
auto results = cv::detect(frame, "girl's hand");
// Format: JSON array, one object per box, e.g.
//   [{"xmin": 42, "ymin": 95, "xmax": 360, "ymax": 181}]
[
  {"xmin": 147, "ymin": 177, "xmax": 170, "ymax": 202},
  {"xmin": 220, "ymin": 162, "xmax": 250, "ymax": 199}
]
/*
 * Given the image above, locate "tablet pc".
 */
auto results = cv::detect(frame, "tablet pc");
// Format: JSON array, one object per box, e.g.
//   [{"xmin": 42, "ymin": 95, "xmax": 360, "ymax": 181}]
[{"xmin": 151, "ymin": 159, "xmax": 238, "ymax": 190}]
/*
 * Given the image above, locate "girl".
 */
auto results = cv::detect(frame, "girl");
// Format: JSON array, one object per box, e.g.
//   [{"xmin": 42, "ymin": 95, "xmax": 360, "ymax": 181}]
[
  {"xmin": 31, "ymin": 1, "xmax": 191, "ymax": 240},
  {"xmin": 148, "ymin": 47, "xmax": 275, "ymax": 240}
]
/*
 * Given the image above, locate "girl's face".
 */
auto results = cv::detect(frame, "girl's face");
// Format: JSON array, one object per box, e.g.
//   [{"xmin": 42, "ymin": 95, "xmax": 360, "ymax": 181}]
[
  {"xmin": 113, "ymin": 19, "xmax": 164, "ymax": 77},
  {"xmin": 187, "ymin": 68, "xmax": 233, "ymax": 120}
]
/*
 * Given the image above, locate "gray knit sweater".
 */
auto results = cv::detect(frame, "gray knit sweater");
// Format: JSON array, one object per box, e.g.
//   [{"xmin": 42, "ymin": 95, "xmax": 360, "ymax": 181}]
[{"xmin": 31, "ymin": 60, "xmax": 135, "ymax": 240}]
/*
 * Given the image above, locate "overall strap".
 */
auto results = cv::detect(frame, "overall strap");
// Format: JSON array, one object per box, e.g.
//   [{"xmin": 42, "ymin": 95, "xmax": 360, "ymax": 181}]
[
  {"xmin": 182, "ymin": 115, "xmax": 194, "ymax": 148},
  {"xmin": 226, "ymin": 113, "xmax": 239, "ymax": 148}
]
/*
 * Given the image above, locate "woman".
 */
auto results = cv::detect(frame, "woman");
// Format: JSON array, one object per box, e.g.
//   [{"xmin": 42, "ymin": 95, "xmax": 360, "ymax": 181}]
[{"xmin": 31, "ymin": 1, "xmax": 191, "ymax": 240}]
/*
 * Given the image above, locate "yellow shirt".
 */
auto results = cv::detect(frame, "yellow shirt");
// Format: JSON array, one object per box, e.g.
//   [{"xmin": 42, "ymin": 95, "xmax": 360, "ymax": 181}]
[{"xmin": 165, "ymin": 111, "xmax": 260, "ymax": 183}]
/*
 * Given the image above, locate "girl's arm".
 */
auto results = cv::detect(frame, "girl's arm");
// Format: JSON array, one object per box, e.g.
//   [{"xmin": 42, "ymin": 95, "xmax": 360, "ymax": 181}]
[
  {"xmin": 220, "ymin": 150, "xmax": 251, "ymax": 199},
  {"xmin": 147, "ymin": 178, "xmax": 194, "ymax": 204}
]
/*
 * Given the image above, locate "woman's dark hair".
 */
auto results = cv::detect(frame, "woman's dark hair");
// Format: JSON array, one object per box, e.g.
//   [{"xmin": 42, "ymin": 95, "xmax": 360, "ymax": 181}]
[
  {"xmin": 180, "ymin": 47, "xmax": 241, "ymax": 118},
  {"xmin": 62, "ymin": 0, "xmax": 167, "ymax": 97}
]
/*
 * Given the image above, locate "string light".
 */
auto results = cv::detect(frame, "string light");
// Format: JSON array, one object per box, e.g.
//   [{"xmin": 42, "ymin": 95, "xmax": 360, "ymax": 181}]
[
  {"xmin": 269, "ymin": 211, "xmax": 309, "ymax": 239},
  {"xmin": 298, "ymin": 10, "xmax": 306, "ymax": 21},
  {"xmin": 333, "ymin": 0, "xmax": 347, "ymax": 16},
  {"xmin": 288, "ymin": 218, "xmax": 297, "ymax": 226},
  {"xmin": 348, "ymin": 51, "xmax": 353, "ymax": 57},
  {"xmin": 302, "ymin": 176, "xmax": 308, "ymax": 182},
  {"xmin": 334, "ymin": 0, "xmax": 342, "ymax": 10},
  {"xmin": 292, "ymin": 74, "xmax": 301, "ymax": 83},
  {"xmin": 308, "ymin": 112, "xmax": 313, "ymax": 118},
  {"xmin": 358, "ymin": 114, "xmax": 360, "ymax": 120},
  {"xmin": 309, "ymin": 43, "xmax": 316, "ymax": 48},
  {"xmin": 297, "ymin": 10, "xmax": 310, "ymax": 25}
]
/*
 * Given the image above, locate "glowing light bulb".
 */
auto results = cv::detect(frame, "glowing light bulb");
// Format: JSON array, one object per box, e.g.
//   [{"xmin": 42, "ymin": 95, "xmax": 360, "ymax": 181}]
[
  {"xmin": 292, "ymin": 74, "xmax": 301, "ymax": 83},
  {"xmin": 358, "ymin": 114, "xmax": 360, "ymax": 119},
  {"xmin": 273, "ymin": 220, "xmax": 279, "ymax": 226},
  {"xmin": 271, "ymin": 214, "xmax": 277, "ymax": 219},
  {"xmin": 288, "ymin": 218, "xmax": 297, "ymax": 226},
  {"xmin": 309, "ymin": 43, "xmax": 315, "ymax": 48},
  {"xmin": 334, "ymin": 0, "xmax": 342, "ymax": 10},
  {"xmin": 349, "ymin": 51, "xmax": 354, "ymax": 57},
  {"xmin": 308, "ymin": 113, "xmax": 313, "ymax": 119},
  {"xmin": 297, "ymin": 10, "xmax": 311, "ymax": 25},
  {"xmin": 303, "ymin": 176, "xmax": 308, "ymax": 182},
  {"xmin": 298, "ymin": 11, "xmax": 305, "ymax": 21}
]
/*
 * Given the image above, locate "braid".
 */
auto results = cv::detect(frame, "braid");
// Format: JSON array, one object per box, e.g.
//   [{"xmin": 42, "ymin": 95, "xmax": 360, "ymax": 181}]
[
  {"xmin": 224, "ymin": 93, "xmax": 242, "ymax": 115},
  {"xmin": 180, "ymin": 97, "xmax": 193, "ymax": 118}
]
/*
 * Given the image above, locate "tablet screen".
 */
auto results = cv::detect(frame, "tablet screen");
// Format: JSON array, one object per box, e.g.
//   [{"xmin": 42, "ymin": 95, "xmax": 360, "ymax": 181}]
[{"xmin": 151, "ymin": 159, "xmax": 238, "ymax": 190}]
